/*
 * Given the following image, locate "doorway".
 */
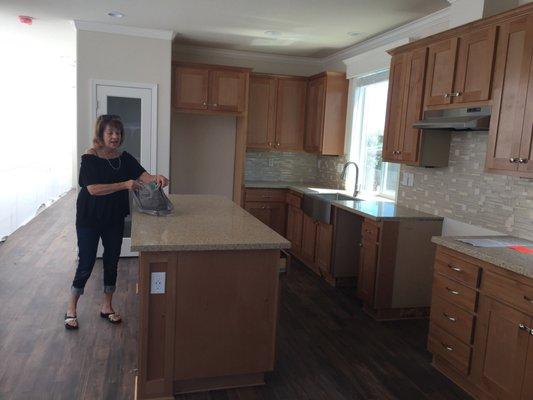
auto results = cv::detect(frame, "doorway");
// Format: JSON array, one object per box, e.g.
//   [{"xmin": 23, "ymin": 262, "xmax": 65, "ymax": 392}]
[{"xmin": 92, "ymin": 80, "xmax": 157, "ymax": 257}]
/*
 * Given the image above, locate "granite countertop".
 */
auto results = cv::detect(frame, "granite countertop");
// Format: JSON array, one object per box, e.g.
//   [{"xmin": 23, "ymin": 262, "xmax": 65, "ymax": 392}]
[
  {"xmin": 332, "ymin": 200, "xmax": 444, "ymax": 221},
  {"xmin": 244, "ymin": 181, "xmax": 349, "ymax": 196},
  {"xmin": 432, "ymin": 236, "xmax": 533, "ymax": 279},
  {"xmin": 131, "ymin": 194, "xmax": 290, "ymax": 252}
]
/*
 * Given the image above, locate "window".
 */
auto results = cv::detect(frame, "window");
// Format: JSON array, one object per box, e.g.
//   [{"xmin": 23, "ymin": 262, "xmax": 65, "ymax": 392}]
[{"xmin": 346, "ymin": 70, "xmax": 399, "ymax": 199}]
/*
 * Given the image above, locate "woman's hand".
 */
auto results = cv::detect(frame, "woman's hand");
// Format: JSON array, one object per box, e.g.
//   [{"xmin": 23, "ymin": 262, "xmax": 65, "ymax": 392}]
[
  {"xmin": 124, "ymin": 180, "xmax": 141, "ymax": 191},
  {"xmin": 154, "ymin": 174, "xmax": 169, "ymax": 188}
]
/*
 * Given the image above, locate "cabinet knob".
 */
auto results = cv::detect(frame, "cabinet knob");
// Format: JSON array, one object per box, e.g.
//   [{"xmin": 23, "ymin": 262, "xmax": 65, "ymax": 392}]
[
  {"xmin": 443, "ymin": 312, "xmax": 457, "ymax": 322},
  {"xmin": 448, "ymin": 264, "xmax": 462, "ymax": 272},
  {"xmin": 450, "ymin": 92, "xmax": 462, "ymax": 97},
  {"xmin": 358, "ymin": 242, "xmax": 362, "ymax": 247},
  {"xmin": 202, "ymin": 101, "xmax": 207, "ymax": 106},
  {"xmin": 441, "ymin": 342, "xmax": 454, "ymax": 352},
  {"xmin": 213, "ymin": 103, "xmax": 218, "ymax": 107},
  {"xmin": 276, "ymin": 142, "xmax": 280, "ymax": 148},
  {"xmin": 518, "ymin": 158, "xmax": 528, "ymax": 164},
  {"xmin": 443, "ymin": 93, "xmax": 451, "ymax": 98},
  {"xmin": 519, "ymin": 323, "xmax": 532, "ymax": 334},
  {"xmin": 509, "ymin": 157, "xmax": 518, "ymax": 163},
  {"xmin": 268, "ymin": 142, "xmax": 273, "ymax": 147},
  {"xmin": 445, "ymin": 287, "xmax": 460, "ymax": 295}
]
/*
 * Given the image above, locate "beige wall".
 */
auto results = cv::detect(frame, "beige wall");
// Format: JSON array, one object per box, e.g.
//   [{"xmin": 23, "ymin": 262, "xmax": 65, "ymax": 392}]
[
  {"xmin": 76, "ymin": 29, "xmax": 172, "ymax": 179},
  {"xmin": 171, "ymin": 113, "xmax": 236, "ymax": 199}
]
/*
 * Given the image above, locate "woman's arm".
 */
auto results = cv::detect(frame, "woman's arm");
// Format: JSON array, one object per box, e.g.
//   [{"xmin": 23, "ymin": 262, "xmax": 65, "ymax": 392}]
[
  {"xmin": 87, "ymin": 180, "xmax": 140, "ymax": 196},
  {"xmin": 138, "ymin": 172, "xmax": 169, "ymax": 188}
]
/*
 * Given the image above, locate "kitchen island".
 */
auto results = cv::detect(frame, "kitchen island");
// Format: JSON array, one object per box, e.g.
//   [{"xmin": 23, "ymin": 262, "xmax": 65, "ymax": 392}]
[{"xmin": 131, "ymin": 195, "xmax": 290, "ymax": 400}]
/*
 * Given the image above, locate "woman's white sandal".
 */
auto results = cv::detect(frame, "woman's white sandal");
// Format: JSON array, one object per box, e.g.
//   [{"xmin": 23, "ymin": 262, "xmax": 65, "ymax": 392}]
[
  {"xmin": 100, "ymin": 311, "xmax": 122, "ymax": 324},
  {"xmin": 64, "ymin": 314, "xmax": 78, "ymax": 330}
]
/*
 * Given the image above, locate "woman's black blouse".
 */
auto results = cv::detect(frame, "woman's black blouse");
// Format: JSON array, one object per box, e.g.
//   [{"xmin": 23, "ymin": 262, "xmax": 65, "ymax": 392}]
[{"xmin": 76, "ymin": 151, "xmax": 146, "ymax": 228}]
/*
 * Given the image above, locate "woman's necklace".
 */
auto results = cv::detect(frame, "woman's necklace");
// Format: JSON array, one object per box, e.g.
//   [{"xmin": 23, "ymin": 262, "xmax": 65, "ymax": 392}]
[{"xmin": 97, "ymin": 149, "xmax": 121, "ymax": 171}]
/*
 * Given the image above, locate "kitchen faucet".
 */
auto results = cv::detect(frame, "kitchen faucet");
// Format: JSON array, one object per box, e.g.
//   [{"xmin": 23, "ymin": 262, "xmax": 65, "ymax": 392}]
[{"xmin": 340, "ymin": 161, "xmax": 360, "ymax": 198}]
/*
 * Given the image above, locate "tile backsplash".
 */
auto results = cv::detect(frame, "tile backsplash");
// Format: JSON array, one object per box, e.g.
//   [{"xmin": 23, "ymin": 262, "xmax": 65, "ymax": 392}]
[
  {"xmin": 245, "ymin": 150, "xmax": 346, "ymax": 188},
  {"xmin": 398, "ymin": 132, "xmax": 533, "ymax": 241}
]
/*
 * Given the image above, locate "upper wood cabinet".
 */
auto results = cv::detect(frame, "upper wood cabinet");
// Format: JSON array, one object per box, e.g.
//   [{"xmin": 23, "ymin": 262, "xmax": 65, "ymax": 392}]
[
  {"xmin": 304, "ymin": 72, "xmax": 348, "ymax": 155},
  {"xmin": 425, "ymin": 37, "xmax": 459, "ymax": 106},
  {"xmin": 486, "ymin": 15, "xmax": 533, "ymax": 178},
  {"xmin": 383, "ymin": 47, "xmax": 428, "ymax": 164},
  {"xmin": 424, "ymin": 27, "xmax": 497, "ymax": 107},
  {"xmin": 247, "ymin": 74, "xmax": 306, "ymax": 151},
  {"xmin": 172, "ymin": 63, "xmax": 250, "ymax": 115}
]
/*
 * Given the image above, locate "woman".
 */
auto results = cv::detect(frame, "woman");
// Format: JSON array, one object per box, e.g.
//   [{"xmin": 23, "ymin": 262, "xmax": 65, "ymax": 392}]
[{"xmin": 65, "ymin": 114, "xmax": 168, "ymax": 329}]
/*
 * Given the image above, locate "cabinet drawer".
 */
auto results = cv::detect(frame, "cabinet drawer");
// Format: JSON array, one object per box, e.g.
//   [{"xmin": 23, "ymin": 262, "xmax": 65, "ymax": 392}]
[
  {"xmin": 428, "ymin": 323, "xmax": 472, "ymax": 375},
  {"xmin": 481, "ymin": 271, "xmax": 533, "ymax": 316},
  {"xmin": 430, "ymin": 296, "xmax": 475, "ymax": 345},
  {"xmin": 244, "ymin": 188, "xmax": 286, "ymax": 202},
  {"xmin": 433, "ymin": 273, "xmax": 478, "ymax": 313},
  {"xmin": 435, "ymin": 248, "xmax": 481, "ymax": 289},
  {"xmin": 286, "ymin": 191, "xmax": 302, "ymax": 208}
]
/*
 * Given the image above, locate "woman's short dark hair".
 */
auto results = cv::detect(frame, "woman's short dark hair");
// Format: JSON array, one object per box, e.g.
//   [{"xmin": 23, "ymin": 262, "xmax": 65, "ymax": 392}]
[{"xmin": 92, "ymin": 114, "xmax": 124, "ymax": 148}]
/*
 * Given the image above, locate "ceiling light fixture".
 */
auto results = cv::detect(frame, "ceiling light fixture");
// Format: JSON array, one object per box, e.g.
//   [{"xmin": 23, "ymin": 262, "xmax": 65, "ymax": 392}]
[
  {"xmin": 264, "ymin": 30, "xmax": 281, "ymax": 37},
  {"xmin": 108, "ymin": 11, "xmax": 124, "ymax": 18}
]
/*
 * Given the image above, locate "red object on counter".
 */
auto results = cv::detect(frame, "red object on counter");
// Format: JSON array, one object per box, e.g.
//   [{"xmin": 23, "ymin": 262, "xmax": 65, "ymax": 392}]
[
  {"xmin": 509, "ymin": 246, "xmax": 533, "ymax": 254},
  {"xmin": 18, "ymin": 16, "xmax": 33, "ymax": 25}
]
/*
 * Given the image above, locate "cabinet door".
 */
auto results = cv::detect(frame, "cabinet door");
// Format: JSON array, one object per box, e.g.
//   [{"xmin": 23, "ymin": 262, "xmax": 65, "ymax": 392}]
[
  {"xmin": 486, "ymin": 16, "xmax": 533, "ymax": 172},
  {"xmin": 518, "ymin": 17, "xmax": 533, "ymax": 176},
  {"xmin": 208, "ymin": 69, "xmax": 247, "ymax": 113},
  {"xmin": 471, "ymin": 295, "xmax": 532, "ymax": 399},
  {"xmin": 301, "ymin": 213, "xmax": 318, "ymax": 269},
  {"xmin": 247, "ymin": 76, "xmax": 277, "ymax": 149},
  {"xmin": 357, "ymin": 221, "xmax": 379, "ymax": 306},
  {"xmin": 268, "ymin": 202, "xmax": 287, "ymax": 237},
  {"xmin": 522, "ymin": 334, "xmax": 533, "ymax": 399},
  {"xmin": 275, "ymin": 78, "xmax": 306, "ymax": 151},
  {"xmin": 315, "ymin": 222, "xmax": 333, "ymax": 275},
  {"xmin": 383, "ymin": 53, "xmax": 406, "ymax": 162},
  {"xmin": 453, "ymin": 26, "xmax": 497, "ymax": 103},
  {"xmin": 399, "ymin": 47, "xmax": 428, "ymax": 163},
  {"xmin": 244, "ymin": 202, "xmax": 272, "ymax": 227},
  {"xmin": 286, "ymin": 206, "xmax": 303, "ymax": 255},
  {"xmin": 304, "ymin": 77, "xmax": 325, "ymax": 153},
  {"xmin": 173, "ymin": 66, "xmax": 209, "ymax": 110},
  {"xmin": 425, "ymin": 37, "xmax": 458, "ymax": 106}
]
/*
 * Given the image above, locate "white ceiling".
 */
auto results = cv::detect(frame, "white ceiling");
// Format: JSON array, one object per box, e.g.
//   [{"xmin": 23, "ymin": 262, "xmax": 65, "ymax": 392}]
[{"xmin": 1, "ymin": 0, "xmax": 450, "ymax": 57}]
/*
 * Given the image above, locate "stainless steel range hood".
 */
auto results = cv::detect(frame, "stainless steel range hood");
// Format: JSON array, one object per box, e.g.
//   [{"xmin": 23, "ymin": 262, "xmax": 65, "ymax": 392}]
[{"xmin": 413, "ymin": 106, "xmax": 491, "ymax": 131}]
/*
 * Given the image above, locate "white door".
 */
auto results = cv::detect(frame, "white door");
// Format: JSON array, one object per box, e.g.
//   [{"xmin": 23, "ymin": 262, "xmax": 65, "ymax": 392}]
[{"xmin": 94, "ymin": 83, "xmax": 155, "ymax": 257}]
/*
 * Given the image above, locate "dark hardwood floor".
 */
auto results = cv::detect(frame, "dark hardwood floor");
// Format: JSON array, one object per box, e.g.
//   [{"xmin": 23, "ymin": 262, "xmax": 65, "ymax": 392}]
[{"xmin": 0, "ymin": 191, "xmax": 471, "ymax": 400}]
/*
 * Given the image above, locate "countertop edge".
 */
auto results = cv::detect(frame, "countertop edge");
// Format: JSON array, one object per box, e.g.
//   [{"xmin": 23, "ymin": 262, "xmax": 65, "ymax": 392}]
[
  {"xmin": 131, "ymin": 242, "xmax": 291, "ymax": 252},
  {"xmin": 331, "ymin": 200, "xmax": 444, "ymax": 222},
  {"xmin": 431, "ymin": 236, "xmax": 533, "ymax": 279}
]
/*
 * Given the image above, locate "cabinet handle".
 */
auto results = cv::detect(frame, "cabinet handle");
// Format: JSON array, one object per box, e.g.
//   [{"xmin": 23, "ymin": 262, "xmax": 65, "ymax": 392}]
[
  {"xmin": 519, "ymin": 323, "xmax": 532, "ymax": 334},
  {"xmin": 202, "ymin": 101, "xmax": 207, "ymax": 106},
  {"xmin": 441, "ymin": 342, "xmax": 454, "ymax": 352},
  {"xmin": 448, "ymin": 264, "xmax": 462, "ymax": 272},
  {"xmin": 212, "ymin": 103, "xmax": 218, "ymax": 107},
  {"xmin": 450, "ymin": 92, "xmax": 462, "ymax": 97},
  {"xmin": 446, "ymin": 287, "xmax": 460, "ymax": 295},
  {"xmin": 443, "ymin": 312, "xmax": 457, "ymax": 322},
  {"xmin": 276, "ymin": 142, "xmax": 280, "ymax": 148},
  {"xmin": 358, "ymin": 242, "xmax": 363, "ymax": 247},
  {"xmin": 268, "ymin": 141, "xmax": 273, "ymax": 147},
  {"xmin": 518, "ymin": 158, "xmax": 529, "ymax": 164},
  {"xmin": 524, "ymin": 295, "xmax": 533, "ymax": 304},
  {"xmin": 509, "ymin": 157, "xmax": 518, "ymax": 163},
  {"xmin": 443, "ymin": 93, "xmax": 451, "ymax": 98}
]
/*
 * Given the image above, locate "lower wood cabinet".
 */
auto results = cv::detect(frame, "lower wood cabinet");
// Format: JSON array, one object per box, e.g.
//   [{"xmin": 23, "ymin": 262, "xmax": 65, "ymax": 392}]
[
  {"xmin": 429, "ymin": 246, "xmax": 533, "ymax": 399},
  {"xmin": 298, "ymin": 213, "xmax": 333, "ymax": 276},
  {"xmin": 286, "ymin": 205, "xmax": 303, "ymax": 255},
  {"xmin": 356, "ymin": 222, "xmax": 379, "ymax": 305},
  {"xmin": 301, "ymin": 213, "xmax": 318, "ymax": 270},
  {"xmin": 244, "ymin": 189, "xmax": 287, "ymax": 236}
]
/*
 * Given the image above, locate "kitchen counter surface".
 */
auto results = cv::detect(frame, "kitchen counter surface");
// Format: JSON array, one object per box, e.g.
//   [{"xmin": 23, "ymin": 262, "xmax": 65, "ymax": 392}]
[
  {"xmin": 332, "ymin": 200, "xmax": 443, "ymax": 221},
  {"xmin": 244, "ymin": 181, "xmax": 349, "ymax": 195},
  {"xmin": 131, "ymin": 194, "xmax": 290, "ymax": 252},
  {"xmin": 432, "ymin": 236, "xmax": 533, "ymax": 279}
]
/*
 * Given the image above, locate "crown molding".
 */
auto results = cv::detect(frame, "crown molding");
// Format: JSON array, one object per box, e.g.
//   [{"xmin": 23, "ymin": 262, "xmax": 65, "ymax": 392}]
[
  {"xmin": 321, "ymin": 6, "xmax": 451, "ymax": 66},
  {"xmin": 172, "ymin": 43, "xmax": 322, "ymax": 66},
  {"xmin": 74, "ymin": 20, "xmax": 174, "ymax": 41}
]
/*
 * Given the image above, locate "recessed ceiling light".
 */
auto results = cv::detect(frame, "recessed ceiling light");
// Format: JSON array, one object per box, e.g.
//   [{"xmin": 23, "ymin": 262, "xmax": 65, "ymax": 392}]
[
  {"xmin": 347, "ymin": 31, "xmax": 362, "ymax": 37},
  {"xmin": 264, "ymin": 30, "xmax": 281, "ymax": 37},
  {"xmin": 108, "ymin": 11, "xmax": 124, "ymax": 18}
]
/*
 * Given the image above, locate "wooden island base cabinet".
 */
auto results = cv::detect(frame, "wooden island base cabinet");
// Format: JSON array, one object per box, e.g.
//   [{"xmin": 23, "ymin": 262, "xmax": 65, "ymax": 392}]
[
  {"xmin": 131, "ymin": 195, "xmax": 290, "ymax": 400},
  {"xmin": 428, "ymin": 244, "xmax": 533, "ymax": 399}
]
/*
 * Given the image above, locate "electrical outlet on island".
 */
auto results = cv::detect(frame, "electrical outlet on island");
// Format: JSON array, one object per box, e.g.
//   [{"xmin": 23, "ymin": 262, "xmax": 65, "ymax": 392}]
[{"xmin": 150, "ymin": 272, "xmax": 166, "ymax": 294}]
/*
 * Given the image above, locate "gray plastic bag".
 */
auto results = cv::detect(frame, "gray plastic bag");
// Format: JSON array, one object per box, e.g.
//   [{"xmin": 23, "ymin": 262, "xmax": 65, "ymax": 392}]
[{"xmin": 132, "ymin": 181, "xmax": 173, "ymax": 216}]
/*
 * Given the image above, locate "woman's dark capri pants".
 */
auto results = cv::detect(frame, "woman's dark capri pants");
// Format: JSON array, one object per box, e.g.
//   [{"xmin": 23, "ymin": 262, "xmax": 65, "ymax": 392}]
[{"xmin": 71, "ymin": 220, "xmax": 124, "ymax": 295}]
